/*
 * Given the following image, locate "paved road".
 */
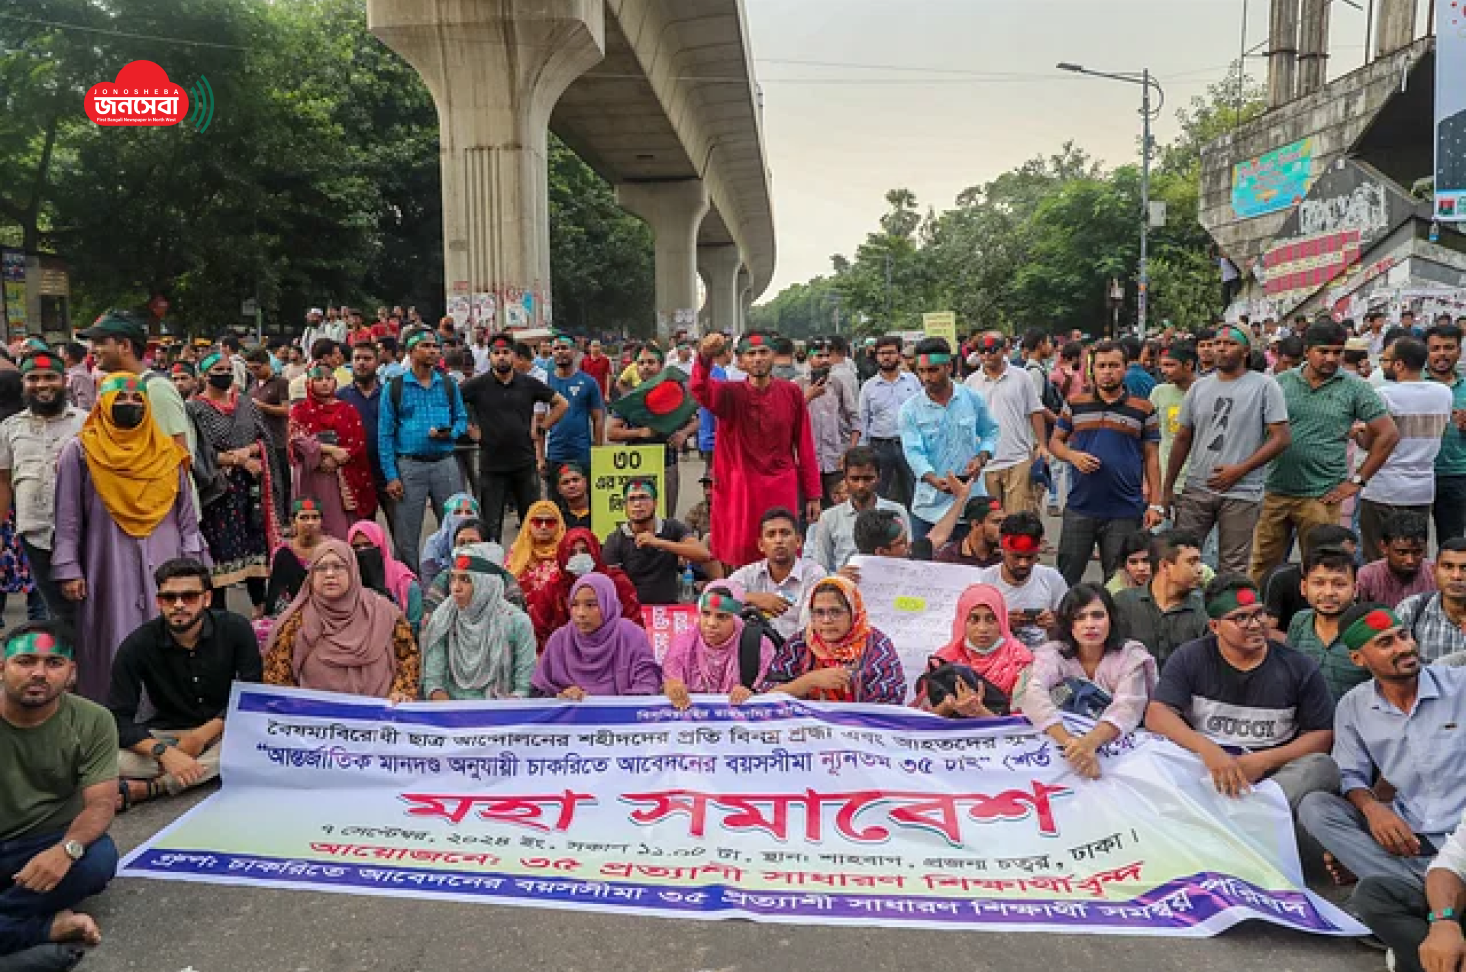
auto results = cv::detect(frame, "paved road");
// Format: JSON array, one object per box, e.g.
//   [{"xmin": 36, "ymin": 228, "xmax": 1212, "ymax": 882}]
[{"xmin": 21, "ymin": 455, "xmax": 1387, "ymax": 971}]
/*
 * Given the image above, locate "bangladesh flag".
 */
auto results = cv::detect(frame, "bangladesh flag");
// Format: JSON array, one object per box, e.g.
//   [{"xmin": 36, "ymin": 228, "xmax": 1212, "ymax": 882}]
[{"xmin": 610, "ymin": 368, "xmax": 699, "ymax": 437}]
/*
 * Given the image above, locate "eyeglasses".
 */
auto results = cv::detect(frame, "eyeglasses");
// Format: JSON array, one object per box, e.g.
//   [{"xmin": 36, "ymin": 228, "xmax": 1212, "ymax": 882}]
[
  {"xmin": 158, "ymin": 590, "xmax": 205, "ymax": 604},
  {"xmin": 530, "ymin": 517, "xmax": 559, "ymax": 527},
  {"xmin": 1223, "ymin": 609, "xmax": 1269, "ymax": 628},
  {"xmin": 315, "ymin": 561, "xmax": 350, "ymax": 576},
  {"xmin": 810, "ymin": 607, "xmax": 850, "ymax": 621}
]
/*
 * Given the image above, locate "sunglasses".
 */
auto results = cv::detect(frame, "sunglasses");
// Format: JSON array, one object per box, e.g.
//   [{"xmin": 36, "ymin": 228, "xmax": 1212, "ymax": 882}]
[
  {"xmin": 158, "ymin": 590, "xmax": 205, "ymax": 605},
  {"xmin": 530, "ymin": 517, "xmax": 559, "ymax": 527}
]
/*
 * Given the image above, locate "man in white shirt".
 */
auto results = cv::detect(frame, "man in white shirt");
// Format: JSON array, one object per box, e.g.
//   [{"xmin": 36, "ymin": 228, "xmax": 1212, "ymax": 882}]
[
  {"xmin": 964, "ymin": 331, "xmax": 1046, "ymax": 515},
  {"xmin": 728, "ymin": 507, "xmax": 828, "ymax": 642},
  {"xmin": 1360, "ymin": 336, "xmax": 1452, "ymax": 562},
  {"xmin": 973, "ymin": 511, "xmax": 1068, "ymax": 649},
  {"xmin": 857, "ymin": 335, "xmax": 921, "ymax": 509},
  {"xmin": 810, "ymin": 446, "xmax": 911, "ymax": 574}
]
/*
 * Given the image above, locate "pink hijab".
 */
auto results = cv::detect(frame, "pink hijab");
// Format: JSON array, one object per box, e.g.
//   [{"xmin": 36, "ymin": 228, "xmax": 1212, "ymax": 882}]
[
  {"xmin": 347, "ymin": 520, "xmax": 416, "ymax": 609},
  {"xmin": 661, "ymin": 580, "xmax": 769, "ymax": 692},
  {"xmin": 269, "ymin": 538, "xmax": 404, "ymax": 697},
  {"xmin": 933, "ymin": 583, "xmax": 1033, "ymax": 695}
]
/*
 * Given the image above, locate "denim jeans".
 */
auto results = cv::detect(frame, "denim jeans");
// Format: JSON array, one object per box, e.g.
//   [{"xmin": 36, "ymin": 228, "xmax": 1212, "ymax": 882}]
[{"xmin": 0, "ymin": 832, "xmax": 117, "ymax": 955}]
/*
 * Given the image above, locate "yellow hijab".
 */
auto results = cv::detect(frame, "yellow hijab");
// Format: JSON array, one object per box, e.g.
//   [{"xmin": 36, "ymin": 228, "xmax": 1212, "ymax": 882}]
[
  {"xmin": 506, "ymin": 500, "xmax": 566, "ymax": 576},
  {"xmin": 79, "ymin": 372, "xmax": 189, "ymax": 537}
]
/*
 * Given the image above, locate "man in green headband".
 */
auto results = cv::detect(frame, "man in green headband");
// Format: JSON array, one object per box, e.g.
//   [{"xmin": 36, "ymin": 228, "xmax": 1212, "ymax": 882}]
[
  {"xmin": 603, "ymin": 478, "xmax": 710, "ymax": 605},
  {"xmin": 1299, "ymin": 602, "xmax": 1466, "ymax": 965},
  {"xmin": 0, "ymin": 621, "xmax": 119, "ymax": 956},
  {"xmin": 1146, "ymin": 573, "xmax": 1338, "ymax": 813}
]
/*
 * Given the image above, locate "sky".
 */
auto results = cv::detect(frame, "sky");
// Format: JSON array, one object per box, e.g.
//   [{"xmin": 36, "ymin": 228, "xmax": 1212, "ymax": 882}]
[{"xmin": 741, "ymin": 0, "xmax": 1384, "ymax": 298}]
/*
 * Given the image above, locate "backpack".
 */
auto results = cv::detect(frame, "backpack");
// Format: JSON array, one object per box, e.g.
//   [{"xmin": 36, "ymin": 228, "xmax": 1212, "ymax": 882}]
[
  {"xmin": 1027, "ymin": 362, "xmax": 1065, "ymax": 416},
  {"xmin": 737, "ymin": 610, "xmax": 786, "ymax": 689}
]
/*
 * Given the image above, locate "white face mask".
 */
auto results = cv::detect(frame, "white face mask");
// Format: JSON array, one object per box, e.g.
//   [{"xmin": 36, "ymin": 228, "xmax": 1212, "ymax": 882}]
[{"xmin": 566, "ymin": 553, "xmax": 596, "ymax": 577}]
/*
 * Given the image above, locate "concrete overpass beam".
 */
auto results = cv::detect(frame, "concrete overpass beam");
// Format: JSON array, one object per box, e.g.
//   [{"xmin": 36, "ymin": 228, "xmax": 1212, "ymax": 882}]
[
  {"xmin": 737, "ymin": 267, "xmax": 752, "ymax": 334},
  {"xmin": 616, "ymin": 180, "xmax": 709, "ymax": 341},
  {"xmin": 697, "ymin": 245, "xmax": 742, "ymax": 336},
  {"xmin": 368, "ymin": 0, "xmax": 605, "ymax": 327}
]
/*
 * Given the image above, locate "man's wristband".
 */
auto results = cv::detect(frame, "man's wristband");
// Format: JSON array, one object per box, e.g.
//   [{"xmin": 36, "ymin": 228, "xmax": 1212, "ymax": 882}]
[{"xmin": 1429, "ymin": 908, "xmax": 1458, "ymax": 924}]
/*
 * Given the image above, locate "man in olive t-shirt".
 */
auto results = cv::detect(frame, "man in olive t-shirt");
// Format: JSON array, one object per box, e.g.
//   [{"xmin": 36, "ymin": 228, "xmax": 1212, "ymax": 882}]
[{"xmin": 0, "ymin": 622, "xmax": 119, "ymax": 960}]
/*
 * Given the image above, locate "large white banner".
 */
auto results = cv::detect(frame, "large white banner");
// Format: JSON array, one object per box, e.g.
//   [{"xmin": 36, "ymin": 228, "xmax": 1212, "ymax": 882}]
[
  {"xmin": 1438, "ymin": 0, "xmax": 1466, "ymax": 222},
  {"xmin": 120, "ymin": 685, "xmax": 1365, "ymax": 938}
]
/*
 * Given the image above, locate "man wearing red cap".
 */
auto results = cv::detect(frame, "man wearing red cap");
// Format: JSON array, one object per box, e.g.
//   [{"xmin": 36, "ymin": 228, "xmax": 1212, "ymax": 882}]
[{"xmin": 693, "ymin": 332, "xmax": 821, "ymax": 568}]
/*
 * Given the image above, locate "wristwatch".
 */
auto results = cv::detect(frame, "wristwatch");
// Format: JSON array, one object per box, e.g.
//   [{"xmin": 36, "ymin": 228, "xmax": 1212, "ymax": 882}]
[
  {"xmin": 1349, "ymin": 473, "xmax": 1368, "ymax": 487},
  {"xmin": 150, "ymin": 741, "xmax": 169, "ymax": 758},
  {"xmin": 1429, "ymin": 907, "xmax": 1458, "ymax": 924},
  {"xmin": 62, "ymin": 840, "xmax": 85, "ymax": 862}
]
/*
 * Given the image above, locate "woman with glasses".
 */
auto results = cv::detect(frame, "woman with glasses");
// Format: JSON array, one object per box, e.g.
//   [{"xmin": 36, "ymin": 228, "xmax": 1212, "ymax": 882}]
[
  {"xmin": 758, "ymin": 576, "xmax": 905, "ymax": 704},
  {"xmin": 916, "ymin": 583, "xmax": 1032, "ymax": 716},
  {"xmin": 263, "ymin": 538, "xmax": 419, "ymax": 701},
  {"xmin": 1016, "ymin": 583, "xmax": 1157, "ymax": 779},
  {"xmin": 531, "ymin": 572, "xmax": 661, "ymax": 699},
  {"xmin": 421, "ymin": 543, "xmax": 537, "ymax": 700},
  {"xmin": 506, "ymin": 500, "xmax": 567, "ymax": 607}
]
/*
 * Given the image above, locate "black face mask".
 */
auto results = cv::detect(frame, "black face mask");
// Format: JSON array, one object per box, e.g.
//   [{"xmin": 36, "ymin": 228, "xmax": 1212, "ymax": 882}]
[
  {"xmin": 207, "ymin": 373, "xmax": 235, "ymax": 391},
  {"xmin": 111, "ymin": 402, "xmax": 146, "ymax": 429},
  {"xmin": 24, "ymin": 392, "xmax": 65, "ymax": 417},
  {"xmin": 355, "ymin": 548, "xmax": 388, "ymax": 595}
]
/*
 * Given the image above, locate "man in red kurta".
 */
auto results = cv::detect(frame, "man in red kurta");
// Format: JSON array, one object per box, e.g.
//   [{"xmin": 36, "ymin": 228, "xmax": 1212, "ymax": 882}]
[{"xmin": 691, "ymin": 332, "xmax": 822, "ymax": 568}]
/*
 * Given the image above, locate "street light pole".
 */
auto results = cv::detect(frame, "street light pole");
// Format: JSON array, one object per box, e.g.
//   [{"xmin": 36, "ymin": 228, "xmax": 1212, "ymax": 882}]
[{"xmin": 1056, "ymin": 61, "xmax": 1164, "ymax": 337}]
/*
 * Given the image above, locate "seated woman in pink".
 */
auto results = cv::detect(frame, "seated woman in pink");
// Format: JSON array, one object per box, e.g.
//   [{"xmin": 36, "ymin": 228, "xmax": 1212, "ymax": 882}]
[
  {"xmin": 917, "ymin": 583, "xmax": 1033, "ymax": 716},
  {"xmin": 662, "ymin": 582, "xmax": 774, "ymax": 709},
  {"xmin": 1014, "ymin": 582, "xmax": 1157, "ymax": 780}
]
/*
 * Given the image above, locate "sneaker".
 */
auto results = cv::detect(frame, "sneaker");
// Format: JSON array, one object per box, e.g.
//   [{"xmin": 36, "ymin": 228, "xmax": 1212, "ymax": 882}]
[{"xmin": 1385, "ymin": 948, "xmax": 1396, "ymax": 971}]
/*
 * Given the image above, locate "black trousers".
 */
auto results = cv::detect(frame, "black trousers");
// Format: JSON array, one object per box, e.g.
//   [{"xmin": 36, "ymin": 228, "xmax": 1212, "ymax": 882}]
[
  {"xmin": 479, "ymin": 465, "xmax": 541, "ymax": 544},
  {"xmin": 869, "ymin": 437, "xmax": 913, "ymax": 510},
  {"xmin": 1352, "ymin": 875, "xmax": 1466, "ymax": 972}
]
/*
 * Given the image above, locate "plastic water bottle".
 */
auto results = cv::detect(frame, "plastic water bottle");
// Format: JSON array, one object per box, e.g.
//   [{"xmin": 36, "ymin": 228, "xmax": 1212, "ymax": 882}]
[{"xmin": 679, "ymin": 565, "xmax": 697, "ymax": 604}]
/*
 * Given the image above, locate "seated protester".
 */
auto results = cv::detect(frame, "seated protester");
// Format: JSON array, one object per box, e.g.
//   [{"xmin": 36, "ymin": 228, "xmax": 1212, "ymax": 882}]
[
  {"xmin": 837, "ymin": 507, "xmax": 911, "ymax": 583},
  {"xmin": 109, "ymin": 559, "xmax": 260, "ymax": 810},
  {"xmin": 662, "ymin": 583, "xmax": 775, "ymax": 709},
  {"xmin": 0, "ymin": 622, "xmax": 118, "ymax": 962},
  {"xmin": 1144, "ymin": 573, "xmax": 1338, "ymax": 812},
  {"xmin": 602, "ymin": 479, "xmax": 710, "ymax": 606},
  {"xmin": 1104, "ymin": 530, "xmax": 1153, "ymax": 595},
  {"xmin": 916, "ymin": 583, "xmax": 1032, "ymax": 716},
  {"xmin": 348, "ymin": 520, "xmax": 423, "ymax": 639},
  {"xmin": 526, "ymin": 527, "xmax": 642, "ymax": 652},
  {"xmin": 973, "ymin": 512, "xmax": 1068, "ymax": 649},
  {"xmin": 929, "ymin": 475, "xmax": 1004, "ymax": 569},
  {"xmin": 263, "ymin": 539, "xmax": 419, "ymax": 701},
  {"xmin": 1017, "ymin": 583, "xmax": 1158, "ymax": 780},
  {"xmin": 264, "ymin": 499, "xmax": 328, "ymax": 617},
  {"xmin": 417, "ymin": 493, "xmax": 482, "ymax": 590},
  {"xmin": 531, "ymin": 573, "xmax": 661, "ymax": 700},
  {"xmin": 809, "ymin": 446, "xmax": 911, "ymax": 574},
  {"xmin": 1299, "ymin": 603, "xmax": 1466, "ymax": 938},
  {"xmin": 506, "ymin": 500, "xmax": 567, "ymax": 605},
  {"xmin": 1263, "ymin": 523, "xmax": 1358, "ymax": 640},
  {"xmin": 1113, "ymin": 530, "xmax": 1208, "ymax": 669},
  {"xmin": 421, "ymin": 544, "xmax": 537, "ymax": 701},
  {"xmin": 1351, "ymin": 812, "xmax": 1466, "ymax": 972},
  {"xmin": 1397, "ymin": 538, "xmax": 1466, "ymax": 662},
  {"xmin": 728, "ymin": 507, "xmax": 828, "ymax": 644},
  {"xmin": 915, "ymin": 660, "xmax": 990, "ymax": 718},
  {"xmin": 758, "ymin": 576, "xmax": 905, "ymax": 704},
  {"xmin": 421, "ymin": 519, "xmax": 525, "ymax": 620},
  {"xmin": 1287, "ymin": 545, "xmax": 1367, "ymax": 702},
  {"xmin": 552, "ymin": 462, "xmax": 592, "ymax": 531},
  {"xmin": 1356, "ymin": 510, "xmax": 1435, "ymax": 608}
]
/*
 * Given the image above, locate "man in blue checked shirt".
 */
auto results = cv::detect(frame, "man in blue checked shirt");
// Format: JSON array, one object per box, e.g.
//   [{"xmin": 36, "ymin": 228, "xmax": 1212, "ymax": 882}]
[
  {"xmin": 898, "ymin": 337, "xmax": 1000, "ymax": 543},
  {"xmin": 378, "ymin": 328, "xmax": 468, "ymax": 569}
]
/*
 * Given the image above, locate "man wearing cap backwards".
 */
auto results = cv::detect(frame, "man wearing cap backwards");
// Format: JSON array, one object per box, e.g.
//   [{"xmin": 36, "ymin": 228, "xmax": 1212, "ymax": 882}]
[
  {"xmin": 0, "ymin": 622, "xmax": 120, "ymax": 964},
  {"xmin": 0, "ymin": 352, "xmax": 86, "ymax": 624},
  {"xmin": 1145, "ymin": 573, "xmax": 1338, "ymax": 814},
  {"xmin": 1250, "ymin": 319, "xmax": 1399, "ymax": 584},
  {"xmin": 1298, "ymin": 604, "xmax": 1466, "ymax": 966},
  {"xmin": 692, "ymin": 331, "xmax": 822, "ymax": 568}
]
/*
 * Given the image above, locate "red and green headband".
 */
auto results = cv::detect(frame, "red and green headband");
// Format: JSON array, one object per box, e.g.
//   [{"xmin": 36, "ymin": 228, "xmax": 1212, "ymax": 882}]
[
  {"xmin": 623, "ymin": 478, "xmax": 657, "ymax": 500},
  {"xmin": 1206, "ymin": 584, "xmax": 1262, "ymax": 620},
  {"xmin": 99, "ymin": 375, "xmax": 146, "ymax": 397},
  {"xmin": 452, "ymin": 552, "xmax": 497, "ymax": 576},
  {"xmin": 917, "ymin": 352, "xmax": 952, "ymax": 368},
  {"xmin": 307, "ymin": 365, "xmax": 335, "ymax": 380},
  {"xmin": 292, "ymin": 498, "xmax": 320, "ymax": 515},
  {"xmin": 404, "ymin": 330, "xmax": 438, "ymax": 351},
  {"xmin": 1342, "ymin": 608, "xmax": 1402, "ymax": 651},
  {"xmin": 4, "ymin": 630, "xmax": 72, "ymax": 660},
  {"xmin": 170, "ymin": 361, "xmax": 196, "ymax": 378},
  {"xmin": 735, "ymin": 334, "xmax": 768, "ymax": 353},
  {"xmin": 19, "ymin": 353, "xmax": 61, "ymax": 376},
  {"xmin": 1001, "ymin": 533, "xmax": 1040, "ymax": 555},
  {"xmin": 698, "ymin": 589, "xmax": 744, "ymax": 615}
]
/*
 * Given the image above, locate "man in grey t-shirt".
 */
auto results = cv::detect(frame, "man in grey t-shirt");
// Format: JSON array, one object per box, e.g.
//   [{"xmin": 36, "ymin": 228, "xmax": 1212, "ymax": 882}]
[{"xmin": 1162, "ymin": 326, "xmax": 1292, "ymax": 575}]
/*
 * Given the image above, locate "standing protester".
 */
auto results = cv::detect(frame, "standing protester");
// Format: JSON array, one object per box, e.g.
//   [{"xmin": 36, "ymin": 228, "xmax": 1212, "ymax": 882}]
[
  {"xmin": 1426, "ymin": 322, "xmax": 1466, "ymax": 542},
  {"xmin": 1250, "ymin": 320, "xmax": 1399, "ymax": 584},
  {"xmin": 0, "ymin": 353, "xmax": 85, "ymax": 623},
  {"xmin": 461, "ymin": 334, "xmax": 567, "ymax": 545},
  {"xmin": 542, "ymin": 334, "xmax": 604, "ymax": 502},
  {"xmin": 1164, "ymin": 324, "xmax": 1291, "ymax": 576},
  {"xmin": 1049, "ymin": 340, "xmax": 1164, "ymax": 588},
  {"xmin": 811, "ymin": 446, "xmax": 911, "ymax": 574},
  {"xmin": 692, "ymin": 333, "xmax": 822, "ymax": 569},
  {"xmin": 53, "ymin": 375, "xmax": 205, "ymax": 701},
  {"xmin": 899, "ymin": 337, "xmax": 1000, "ymax": 543},
  {"xmin": 378, "ymin": 330, "xmax": 470, "ymax": 568},
  {"xmin": 964, "ymin": 331, "xmax": 1047, "ymax": 515},
  {"xmin": 246, "ymin": 348, "xmax": 292, "ymax": 494},
  {"xmin": 60, "ymin": 342, "xmax": 94, "ymax": 412},
  {"xmin": 857, "ymin": 335, "xmax": 921, "ymax": 509},
  {"xmin": 1359, "ymin": 336, "xmax": 1451, "ymax": 560},
  {"xmin": 1149, "ymin": 342, "xmax": 1197, "ymax": 495},
  {"xmin": 1119, "ymin": 336, "xmax": 1157, "ymax": 399},
  {"xmin": 336, "ymin": 343, "xmax": 392, "ymax": 534},
  {"xmin": 580, "ymin": 339, "xmax": 612, "ymax": 399},
  {"xmin": 289, "ymin": 365, "xmax": 375, "ymax": 540},
  {"xmin": 799, "ymin": 339, "xmax": 858, "ymax": 505}
]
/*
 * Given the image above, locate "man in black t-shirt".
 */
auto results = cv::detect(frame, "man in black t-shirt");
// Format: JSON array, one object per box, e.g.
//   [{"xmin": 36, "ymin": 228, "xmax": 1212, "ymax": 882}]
[
  {"xmin": 1263, "ymin": 524, "xmax": 1358, "ymax": 640},
  {"xmin": 1145, "ymin": 573, "xmax": 1338, "ymax": 814},
  {"xmin": 459, "ymin": 335, "xmax": 568, "ymax": 543},
  {"xmin": 602, "ymin": 478, "xmax": 712, "ymax": 605}
]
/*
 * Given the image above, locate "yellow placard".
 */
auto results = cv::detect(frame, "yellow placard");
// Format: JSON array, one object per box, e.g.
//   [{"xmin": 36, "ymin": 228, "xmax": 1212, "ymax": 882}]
[
  {"xmin": 590, "ymin": 445, "xmax": 667, "ymax": 540},
  {"xmin": 921, "ymin": 311, "xmax": 958, "ymax": 348},
  {"xmin": 893, "ymin": 595, "xmax": 928, "ymax": 612}
]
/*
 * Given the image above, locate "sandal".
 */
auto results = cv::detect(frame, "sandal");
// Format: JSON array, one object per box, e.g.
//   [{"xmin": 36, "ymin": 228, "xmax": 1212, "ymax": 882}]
[{"xmin": 115, "ymin": 778, "xmax": 133, "ymax": 814}]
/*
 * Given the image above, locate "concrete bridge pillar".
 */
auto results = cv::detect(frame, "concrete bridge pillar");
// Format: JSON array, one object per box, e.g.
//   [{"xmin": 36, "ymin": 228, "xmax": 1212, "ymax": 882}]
[
  {"xmin": 1267, "ymin": 0, "xmax": 1300, "ymax": 107},
  {"xmin": 1374, "ymin": 0, "xmax": 1415, "ymax": 56},
  {"xmin": 616, "ymin": 180, "xmax": 709, "ymax": 342},
  {"xmin": 1296, "ymin": 0, "xmax": 1330, "ymax": 95},
  {"xmin": 367, "ymin": 0, "xmax": 605, "ymax": 328},
  {"xmin": 697, "ymin": 245, "xmax": 742, "ymax": 336},
  {"xmin": 737, "ymin": 267, "xmax": 752, "ymax": 334}
]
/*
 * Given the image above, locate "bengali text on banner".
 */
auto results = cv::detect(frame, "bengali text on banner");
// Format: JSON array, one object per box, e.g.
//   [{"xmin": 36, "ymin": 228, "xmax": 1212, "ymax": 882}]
[{"xmin": 120, "ymin": 684, "xmax": 1365, "ymax": 938}]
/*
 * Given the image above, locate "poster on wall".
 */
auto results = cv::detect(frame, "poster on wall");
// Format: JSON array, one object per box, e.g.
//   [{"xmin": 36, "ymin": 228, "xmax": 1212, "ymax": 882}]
[
  {"xmin": 1231, "ymin": 138, "xmax": 1315, "ymax": 219},
  {"xmin": 1, "ymin": 249, "xmax": 26, "ymax": 336},
  {"xmin": 1437, "ymin": 0, "xmax": 1466, "ymax": 222}
]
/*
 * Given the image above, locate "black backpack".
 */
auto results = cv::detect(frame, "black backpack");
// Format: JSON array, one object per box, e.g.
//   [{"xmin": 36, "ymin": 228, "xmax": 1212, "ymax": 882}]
[
  {"xmin": 737, "ymin": 610, "xmax": 786, "ymax": 689},
  {"xmin": 1027, "ymin": 361, "xmax": 1065, "ymax": 416}
]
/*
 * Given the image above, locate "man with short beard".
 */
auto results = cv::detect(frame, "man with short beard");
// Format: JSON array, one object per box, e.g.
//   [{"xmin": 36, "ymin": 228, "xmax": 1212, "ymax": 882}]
[
  {"xmin": 0, "ymin": 352, "xmax": 85, "ymax": 623},
  {"xmin": 858, "ymin": 335, "xmax": 921, "ymax": 508},
  {"xmin": 337, "ymin": 343, "xmax": 394, "ymax": 532},
  {"xmin": 1287, "ymin": 546, "xmax": 1365, "ymax": 701}
]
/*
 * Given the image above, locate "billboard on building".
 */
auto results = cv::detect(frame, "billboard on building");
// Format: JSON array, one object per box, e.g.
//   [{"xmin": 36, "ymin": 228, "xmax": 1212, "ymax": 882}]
[
  {"xmin": 1232, "ymin": 138, "xmax": 1315, "ymax": 219},
  {"xmin": 1438, "ymin": 1, "xmax": 1466, "ymax": 222}
]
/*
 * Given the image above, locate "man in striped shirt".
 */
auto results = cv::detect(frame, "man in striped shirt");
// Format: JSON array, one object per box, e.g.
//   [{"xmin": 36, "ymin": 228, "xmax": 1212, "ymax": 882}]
[{"xmin": 1049, "ymin": 340, "xmax": 1164, "ymax": 587}]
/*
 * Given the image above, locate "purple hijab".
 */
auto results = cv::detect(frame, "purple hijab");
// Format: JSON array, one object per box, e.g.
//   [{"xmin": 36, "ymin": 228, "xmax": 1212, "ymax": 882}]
[{"xmin": 532, "ymin": 573, "xmax": 662, "ymax": 697}]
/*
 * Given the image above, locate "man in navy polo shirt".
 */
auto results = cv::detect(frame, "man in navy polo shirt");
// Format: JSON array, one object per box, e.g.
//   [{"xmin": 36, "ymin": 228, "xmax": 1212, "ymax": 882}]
[
  {"xmin": 1050, "ymin": 339, "xmax": 1164, "ymax": 586},
  {"xmin": 542, "ymin": 334, "xmax": 604, "ymax": 501}
]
